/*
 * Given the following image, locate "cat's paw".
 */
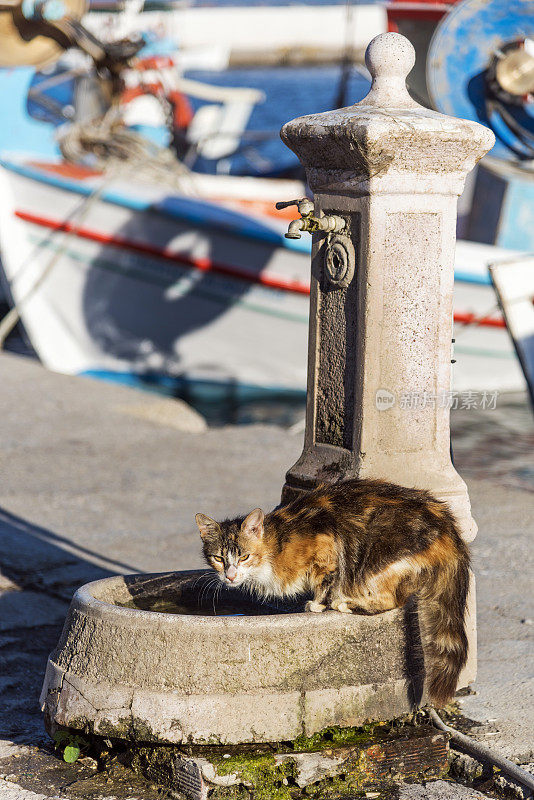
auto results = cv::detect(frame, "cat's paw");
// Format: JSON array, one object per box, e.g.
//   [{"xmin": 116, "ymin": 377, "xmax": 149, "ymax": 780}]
[
  {"xmin": 330, "ymin": 599, "xmax": 348, "ymax": 611},
  {"xmin": 333, "ymin": 601, "xmax": 353, "ymax": 614},
  {"xmin": 305, "ymin": 600, "xmax": 326, "ymax": 613}
]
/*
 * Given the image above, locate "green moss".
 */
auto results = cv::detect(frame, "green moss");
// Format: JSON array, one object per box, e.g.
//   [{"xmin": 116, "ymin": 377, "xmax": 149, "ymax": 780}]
[
  {"xmin": 209, "ymin": 724, "xmax": 390, "ymax": 800},
  {"xmin": 290, "ymin": 722, "xmax": 387, "ymax": 752},
  {"xmin": 60, "ymin": 713, "xmax": 444, "ymax": 800},
  {"xmin": 203, "ymin": 717, "xmax": 441, "ymax": 799},
  {"xmin": 211, "ymin": 746, "xmax": 374, "ymax": 800},
  {"xmin": 130, "ymin": 718, "xmax": 156, "ymax": 742},
  {"xmin": 129, "ymin": 744, "xmax": 178, "ymax": 789},
  {"xmin": 213, "ymin": 752, "xmax": 297, "ymax": 800},
  {"xmin": 95, "ymin": 717, "xmax": 132, "ymax": 739}
]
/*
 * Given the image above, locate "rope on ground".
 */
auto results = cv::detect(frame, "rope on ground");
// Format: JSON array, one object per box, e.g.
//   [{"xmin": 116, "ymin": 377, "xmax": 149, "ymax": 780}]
[{"xmin": 428, "ymin": 708, "xmax": 534, "ymax": 793}]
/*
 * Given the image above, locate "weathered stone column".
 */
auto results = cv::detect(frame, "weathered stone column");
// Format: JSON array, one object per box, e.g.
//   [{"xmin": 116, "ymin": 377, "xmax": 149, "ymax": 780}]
[
  {"xmin": 280, "ymin": 32, "xmax": 493, "ymax": 543},
  {"xmin": 279, "ymin": 32, "xmax": 494, "ymax": 687}
]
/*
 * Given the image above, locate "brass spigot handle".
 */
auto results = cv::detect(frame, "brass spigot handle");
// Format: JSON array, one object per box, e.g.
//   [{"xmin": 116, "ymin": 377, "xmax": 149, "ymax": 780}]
[
  {"xmin": 275, "ymin": 198, "xmax": 315, "ymax": 217},
  {"xmin": 275, "ymin": 199, "xmax": 302, "ymax": 210}
]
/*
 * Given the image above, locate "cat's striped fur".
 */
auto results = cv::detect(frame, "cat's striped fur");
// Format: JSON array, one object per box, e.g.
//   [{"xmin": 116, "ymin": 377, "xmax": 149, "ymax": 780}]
[{"xmin": 196, "ymin": 478, "xmax": 470, "ymax": 707}]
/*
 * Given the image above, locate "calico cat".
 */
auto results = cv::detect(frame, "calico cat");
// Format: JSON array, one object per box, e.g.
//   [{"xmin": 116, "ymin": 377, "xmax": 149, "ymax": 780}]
[{"xmin": 195, "ymin": 478, "xmax": 470, "ymax": 707}]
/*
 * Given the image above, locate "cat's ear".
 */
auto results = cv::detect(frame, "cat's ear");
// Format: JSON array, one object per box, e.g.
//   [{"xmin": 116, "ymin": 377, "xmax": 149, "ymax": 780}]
[
  {"xmin": 195, "ymin": 513, "xmax": 219, "ymax": 540},
  {"xmin": 241, "ymin": 508, "xmax": 264, "ymax": 539}
]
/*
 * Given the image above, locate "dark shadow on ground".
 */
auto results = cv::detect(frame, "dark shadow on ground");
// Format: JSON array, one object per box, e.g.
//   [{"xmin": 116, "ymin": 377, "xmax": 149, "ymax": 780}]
[
  {"xmin": 0, "ymin": 509, "xmax": 183, "ymax": 798},
  {"xmin": 0, "ymin": 507, "xmax": 137, "ymax": 748}
]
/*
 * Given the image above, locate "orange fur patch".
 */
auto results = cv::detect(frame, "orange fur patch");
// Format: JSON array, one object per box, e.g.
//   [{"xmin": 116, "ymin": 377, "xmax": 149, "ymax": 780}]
[
  {"xmin": 412, "ymin": 534, "xmax": 456, "ymax": 569},
  {"xmin": 314, "ymin": 495, "xmax": 333, "ymax": 510},
  {"xmin": 366, "ymin": 495, "xmax": 400, "ymax": 506},
  {"xmin": 427, "ymin": 501, "xmax": 446, "ymax": 518},
  {"xmin": 346, "ymin": 534, "xmax": 457, "ymax": 612},
  {"xmin": 274, "ymin": 533, "xmax": 336, "ymax": 588}
]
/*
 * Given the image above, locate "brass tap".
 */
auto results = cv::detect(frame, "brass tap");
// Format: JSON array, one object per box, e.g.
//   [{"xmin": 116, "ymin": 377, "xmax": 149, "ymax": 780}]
[{"xmin": 275, "ymin": 198, "xmax": 346, "ymax": 240}]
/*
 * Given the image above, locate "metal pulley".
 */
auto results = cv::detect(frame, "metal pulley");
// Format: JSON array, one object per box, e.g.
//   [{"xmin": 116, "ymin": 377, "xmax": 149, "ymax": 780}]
[
  {"xmin": 427, "ymin": 0, "xmax": 534, "ymax": 162},
  {"xmin": 495, "ymin": 43, "xmax": 534, "ymax": 98}
]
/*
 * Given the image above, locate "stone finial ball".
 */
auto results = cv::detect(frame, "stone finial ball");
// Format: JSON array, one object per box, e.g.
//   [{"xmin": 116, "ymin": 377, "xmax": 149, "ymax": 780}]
[{"xmin": 365, "ymin": 32, "xmax": 416, "ymax": 80}]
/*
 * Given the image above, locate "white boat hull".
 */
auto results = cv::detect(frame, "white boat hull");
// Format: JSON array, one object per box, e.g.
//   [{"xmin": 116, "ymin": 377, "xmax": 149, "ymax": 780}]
[{"xmin": 0, "ymin": 161, "xmax": 526, "ymax": 398}]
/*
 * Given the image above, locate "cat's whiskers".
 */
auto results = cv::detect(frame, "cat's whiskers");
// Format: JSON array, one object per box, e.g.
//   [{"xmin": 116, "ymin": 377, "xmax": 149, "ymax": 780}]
[
  {"xmin": 212, "ymin": 582, "xmax": 222, "ymax": 615},
  {"xmin": 198, "ymin": 575, "xmax": 220, "ymax": 608},
  {"xmin": 192, "ymin": 573, "xmax": 218, "ymax": 602},
  {"xmin": 191, "ymin": 571, "xmax": 213, "ymax": 589},
  {"xmin": 197, "ymin": 580, "xmax": 212, "ymax": 607}
]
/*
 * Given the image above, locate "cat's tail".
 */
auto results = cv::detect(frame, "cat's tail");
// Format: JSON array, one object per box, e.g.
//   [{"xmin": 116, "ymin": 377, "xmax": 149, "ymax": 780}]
[{"xmin": 416, "ymin": 527, "xmax": 471, "ymax": 708}]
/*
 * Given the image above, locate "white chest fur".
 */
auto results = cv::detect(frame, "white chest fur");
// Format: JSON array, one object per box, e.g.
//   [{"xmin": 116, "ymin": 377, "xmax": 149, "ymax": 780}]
[
  {"xmin": 246, "ymin": 561, "xmax": 308, "ymax": 599},
  {"xmin": 246, "ymin": 561, "xmax": 282, "ymax": 598}
]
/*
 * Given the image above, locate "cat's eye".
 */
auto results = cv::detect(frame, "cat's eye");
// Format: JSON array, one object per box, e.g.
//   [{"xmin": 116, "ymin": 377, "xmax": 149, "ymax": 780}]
[
  {"xmin": 212, "ymin": 555, "xmax": 224, "ymax": 563},
  {"xmin": 239, "ymin": 554, "xmax": 250, "ymax": 562}
]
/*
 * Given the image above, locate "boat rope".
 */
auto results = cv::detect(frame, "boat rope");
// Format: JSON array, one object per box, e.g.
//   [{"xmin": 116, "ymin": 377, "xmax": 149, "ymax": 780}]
[
  {"xmin": 428, "ymin": 708, "xmax": 534, "ymax": 792},
  {"xmin": 57, "ymin": 108, "xmax": 199, "ymax": 195}
]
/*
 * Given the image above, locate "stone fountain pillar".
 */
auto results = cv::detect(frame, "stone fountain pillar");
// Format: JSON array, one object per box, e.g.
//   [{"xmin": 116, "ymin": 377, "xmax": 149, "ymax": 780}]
[{"xmin": 279, "ymin": 32, "xmax": 495, "ymax": 685}]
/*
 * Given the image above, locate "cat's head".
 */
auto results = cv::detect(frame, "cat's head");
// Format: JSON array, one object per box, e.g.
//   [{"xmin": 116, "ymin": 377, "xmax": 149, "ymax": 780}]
[{"xmin": 195, "ymin": 509, "xmax": 266, "ymax": 588}]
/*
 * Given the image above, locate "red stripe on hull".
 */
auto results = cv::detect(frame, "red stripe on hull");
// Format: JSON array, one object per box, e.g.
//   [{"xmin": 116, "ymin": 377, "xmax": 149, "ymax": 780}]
[
  {"xmin": 14, "ymin": 209, "xmax": 311, "ymax": 296},
  {"xmin": 14, "ymin": 209, "xmax": 507, "ymax": 329},
  {"xmin": 453, "ymin": 311, "xmax": 506, "ymax": 329}
]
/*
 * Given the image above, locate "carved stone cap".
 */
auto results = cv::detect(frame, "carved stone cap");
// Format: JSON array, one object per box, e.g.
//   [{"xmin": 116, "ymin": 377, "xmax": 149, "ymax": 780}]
[{"xmin": 281, "ymin": 32, "xmax": 495, "ymax": 192}]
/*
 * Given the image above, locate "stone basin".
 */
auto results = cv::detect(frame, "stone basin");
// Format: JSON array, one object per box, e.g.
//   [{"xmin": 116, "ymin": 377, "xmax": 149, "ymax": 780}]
[{"xmin": 40, "ymin": 570, "xmax": 418, "ymax": 745}]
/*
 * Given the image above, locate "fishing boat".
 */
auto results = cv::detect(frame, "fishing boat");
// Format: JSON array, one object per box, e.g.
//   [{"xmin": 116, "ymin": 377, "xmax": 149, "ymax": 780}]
[
  {"xmin": 0, "ymin": 0, "xmax": 527, "ymax": 402},
  {"xmin": 0, "ymin": 150, "xmax": 525, "ymax": 399}
]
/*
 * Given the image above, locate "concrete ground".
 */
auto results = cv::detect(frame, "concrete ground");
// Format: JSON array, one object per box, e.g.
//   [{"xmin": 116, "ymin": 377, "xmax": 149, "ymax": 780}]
[{"xmin": 0, "ymin": 352, "xmax": 532, "ymax": 799}]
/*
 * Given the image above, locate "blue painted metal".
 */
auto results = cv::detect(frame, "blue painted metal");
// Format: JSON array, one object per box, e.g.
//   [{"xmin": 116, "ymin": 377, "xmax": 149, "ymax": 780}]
[
  {"xmin": 0, "ymin": 68, "xmax": 59, "ymax": 158},
  {"xmin": 453, "ymin": 270, "xmax": 491, "ymax": 286},
  {"xmin": 499, "ymin": 174, "xmax": 534, "ymax": 250},
  {"xmin": 466, "ymin": 156, "xmax": 534, "ymax": 249},
  {"xmin": 428, "ymin": 0, "xmax": 534, "ymax": 249},
  {"xmin": 427, "ymin": 0, "xmax": 534, "ymax": 161}
]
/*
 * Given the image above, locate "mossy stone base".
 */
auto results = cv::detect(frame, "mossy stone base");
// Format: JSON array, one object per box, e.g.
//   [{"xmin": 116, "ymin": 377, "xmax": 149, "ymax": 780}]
[{"xmin": 128, "ymin": 722, "xmax": 449, "ymax": 800}]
